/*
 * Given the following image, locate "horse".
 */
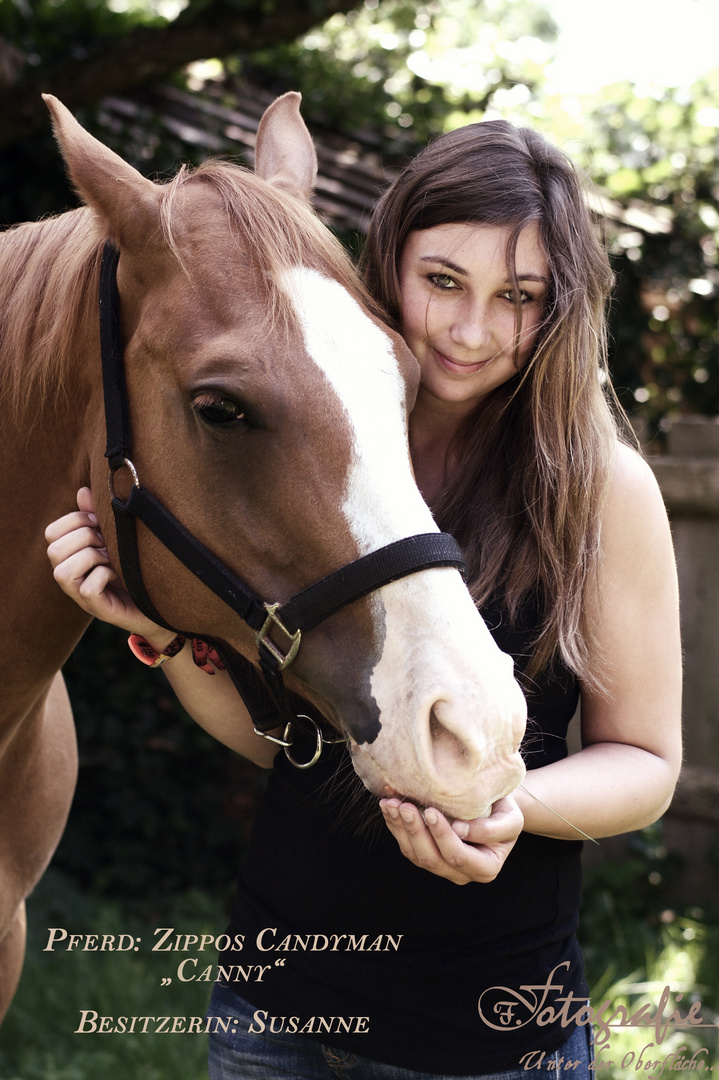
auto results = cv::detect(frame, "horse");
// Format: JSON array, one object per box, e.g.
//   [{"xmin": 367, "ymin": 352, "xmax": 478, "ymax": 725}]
[{"xmin": 0, "ymin": 92, "xmax": 527, "ymax": 1019}]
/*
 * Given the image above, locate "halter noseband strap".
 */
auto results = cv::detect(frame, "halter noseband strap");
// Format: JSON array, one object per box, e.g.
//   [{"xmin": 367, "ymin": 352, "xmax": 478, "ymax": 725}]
[{"xmin": 98, "ymin": 242, "xmax": 467, "ymax": 763}]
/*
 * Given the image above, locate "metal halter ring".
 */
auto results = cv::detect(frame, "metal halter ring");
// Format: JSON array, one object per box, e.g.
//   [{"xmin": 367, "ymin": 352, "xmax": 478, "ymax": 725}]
[
  {"xmin": 252, "ymin": 726, "xmax": 292, "ymax": 749},
  {"xmin": 253, "ymin": 714, "xmax": 345, "ymax": 769},
  {"xmin": 108, "ymin": 457, "xmax": 141, "ymax": 499},
  {"xmin": 282, "ymin": 714, "xmax": 324, "ymax": 769}
]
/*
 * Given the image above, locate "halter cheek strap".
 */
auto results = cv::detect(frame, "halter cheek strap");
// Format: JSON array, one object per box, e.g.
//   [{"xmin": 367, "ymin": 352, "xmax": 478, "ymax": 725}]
[{"xmin": 99, "ymin": 242, "xmax": 467, "ymax": 764}]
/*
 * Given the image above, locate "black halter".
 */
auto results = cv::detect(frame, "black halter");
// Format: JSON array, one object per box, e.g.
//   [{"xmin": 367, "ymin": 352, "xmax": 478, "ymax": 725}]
[{"xmin": 99, "ymin": 243, "xmax": 467, "ymax": 765}]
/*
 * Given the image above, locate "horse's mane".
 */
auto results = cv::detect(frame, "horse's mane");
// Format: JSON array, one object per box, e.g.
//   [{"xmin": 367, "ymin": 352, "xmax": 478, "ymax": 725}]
[
  {"xmin": 0, "ymin": 157, "xmax": 385, "ymax": 426},
  {"xmin": 0, "ymin": 208, "xmax": 105, "ymax": 424}
]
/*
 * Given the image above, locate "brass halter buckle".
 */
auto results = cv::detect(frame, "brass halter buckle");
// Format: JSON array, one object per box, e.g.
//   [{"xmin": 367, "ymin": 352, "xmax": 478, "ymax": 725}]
[{"xmin": 255, "ymin": 602, "xmax": 302, "ymax": 671}]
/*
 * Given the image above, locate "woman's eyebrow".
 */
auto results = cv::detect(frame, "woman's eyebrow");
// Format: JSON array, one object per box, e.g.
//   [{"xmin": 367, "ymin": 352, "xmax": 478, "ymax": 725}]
[
  {"xmin": 418, "ymin": 255, "xmax": 468, "ymax": 275},
  {"xmin": 514, "ymin": 273, "xmax": 549, "ymax": 284}
]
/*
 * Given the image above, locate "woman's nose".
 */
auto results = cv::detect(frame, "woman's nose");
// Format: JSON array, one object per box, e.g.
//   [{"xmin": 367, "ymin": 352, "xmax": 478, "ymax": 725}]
[{"xmin": 450, "ymin": 301, "xmax": 493, "ymax": 351}]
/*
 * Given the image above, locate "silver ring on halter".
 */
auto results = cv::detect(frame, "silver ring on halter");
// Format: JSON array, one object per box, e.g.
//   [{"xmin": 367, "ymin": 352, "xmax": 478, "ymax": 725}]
[
  {"xmin": 282, "ymin": 714, "xmax": 323, "ymax": 769},
  {"xmin": 107, "ymin": 457, "xmax": 141, "ymax": 499},
  {"xmin": 284, "ymin": 715, "xmax": 348, "ymax": 768},
  {"xmin": 254, "ymin": 714, "xmax": 346, "ymax": 769},
  {"xmin": 252, "ymin": 726, "xmax": 292, "ymax": 749}
]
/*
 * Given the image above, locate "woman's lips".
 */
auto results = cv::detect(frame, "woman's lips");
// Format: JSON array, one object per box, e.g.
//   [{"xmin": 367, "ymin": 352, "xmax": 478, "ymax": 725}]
[{"xmin": 433, "ymin": 347, "xmax": 493, "ymax": 374}]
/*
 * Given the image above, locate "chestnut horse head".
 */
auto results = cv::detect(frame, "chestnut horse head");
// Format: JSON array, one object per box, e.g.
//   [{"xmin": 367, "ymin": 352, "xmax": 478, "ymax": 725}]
[{"xmin": 10, "ymin": 94, "xmax": 526, "ymax": 820}]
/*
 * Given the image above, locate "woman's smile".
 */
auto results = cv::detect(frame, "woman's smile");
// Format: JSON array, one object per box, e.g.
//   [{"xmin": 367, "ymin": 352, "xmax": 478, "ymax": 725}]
[{"xmin": 431, "ymin": 346, "xmax": 496, "ymax": 375}]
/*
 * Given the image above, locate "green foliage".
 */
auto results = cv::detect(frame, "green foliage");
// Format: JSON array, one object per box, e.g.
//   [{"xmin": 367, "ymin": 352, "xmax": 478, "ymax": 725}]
[
  {"xmin": 585, "ymin": 919, "xmax": 719, "ymax": 1077},
  {"xmin": 579, "ymin": 823, "xmax": 719, "ymax": 1077},
  {"xmin": 0, "ymin": 126, "xmax": 68, "ymax": 224},
  {"xmin": 0, "ymin": 0, "xmax": 164, "ymax": 68},
  {"xmin": 579, "ymin": 823, "xmax": 685, "ymax": 991},
  {"xmin": 572, "ymin": 79, "xmax": 719, "ymax": 425},
  {"xmin": 233, "ymin": 0, "xmax": 558, "ymax": 159},
  {"xmin": 0, "ymin": 0, "xmax": 195, "ymax": 225}
]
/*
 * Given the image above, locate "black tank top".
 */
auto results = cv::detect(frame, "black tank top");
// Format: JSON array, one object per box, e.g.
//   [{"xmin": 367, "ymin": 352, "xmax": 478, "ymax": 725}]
[{"xmin": 219, "ymin": 596, "xmax": 584, "ymax": 1074}]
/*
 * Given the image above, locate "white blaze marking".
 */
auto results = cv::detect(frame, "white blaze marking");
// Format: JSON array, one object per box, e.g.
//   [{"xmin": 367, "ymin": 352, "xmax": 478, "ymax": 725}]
[
  {"xmin": 282, "ymin": 268, "xmax": 526, "ymax": 815},
  {"xmin": 282, "ymin": 266, "xmax": 435, "ymax": 551}
]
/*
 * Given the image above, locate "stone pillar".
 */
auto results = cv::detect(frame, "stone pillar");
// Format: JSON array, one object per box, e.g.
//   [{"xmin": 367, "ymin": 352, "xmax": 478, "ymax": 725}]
[
  {"xmin": 645, "ymin": 417, "xmax": 719, "ymax": 902},
  {"xmin": 650, "ymin": 417, "xmax": 719, "ymax": 774}
]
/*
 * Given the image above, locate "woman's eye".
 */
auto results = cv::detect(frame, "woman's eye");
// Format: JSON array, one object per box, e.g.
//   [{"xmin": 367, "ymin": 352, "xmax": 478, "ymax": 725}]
[
  {"xmin": 428, "ymin": 273, "xmax": 458, "ymax": 290},
  {"xmin": 193, "ymin": 393, "xmax": 246, "ymax": 426},
  {"xmin": 501, "ymin": 289, "xmax": 534, "ymax": 305}
]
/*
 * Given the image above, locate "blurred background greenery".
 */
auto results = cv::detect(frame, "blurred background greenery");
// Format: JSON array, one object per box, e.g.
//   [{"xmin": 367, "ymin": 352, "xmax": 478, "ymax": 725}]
[
  {"xmin": 3, "ymin": 0, "xmax": 719, "ymax": 429},
  {"xmin": 1, "ymin": 0, "xmax": 718, "ymax": 1075}
]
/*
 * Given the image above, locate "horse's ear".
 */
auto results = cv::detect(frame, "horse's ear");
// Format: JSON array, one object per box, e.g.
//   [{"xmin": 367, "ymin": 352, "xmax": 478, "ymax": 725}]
[
  {"xmin": 43, "ymin": 94, "xmax": 161, "ymax": 247},
  {"xmin": 254, "ymin": 92, "xmax": 317, "ymax": 202}
]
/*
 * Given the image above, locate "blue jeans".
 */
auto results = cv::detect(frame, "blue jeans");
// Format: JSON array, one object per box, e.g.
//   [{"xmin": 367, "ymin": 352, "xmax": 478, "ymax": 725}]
[{"xmin": 206, "ymin": 981, "xmax": 594, "ymax": 1080}]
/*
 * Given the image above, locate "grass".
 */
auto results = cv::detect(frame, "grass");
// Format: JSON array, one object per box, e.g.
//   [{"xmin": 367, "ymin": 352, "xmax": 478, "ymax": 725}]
[
  {"xmin": 584, "ymin": 917, "xmax": 719, "ymax": 1076},
  {"xmin": 0, "ymin": 873, "xmax": 225, "ymax": 1080}
]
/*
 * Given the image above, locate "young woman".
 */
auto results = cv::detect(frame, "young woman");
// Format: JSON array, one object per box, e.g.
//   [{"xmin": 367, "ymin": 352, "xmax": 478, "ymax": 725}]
[{"xmin": 46, "ymin": 119, "xmax": 682, "ymax": 1079}]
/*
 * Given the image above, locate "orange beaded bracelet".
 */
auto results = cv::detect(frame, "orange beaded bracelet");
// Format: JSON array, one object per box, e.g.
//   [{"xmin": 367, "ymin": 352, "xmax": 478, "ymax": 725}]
[
  {"xmin": 127, "ymin": 633, "xmax": 226, "ymax": 674},
  {"xmin": 127, "ymin": 633, "xmax": 186, "ymax": 667}
]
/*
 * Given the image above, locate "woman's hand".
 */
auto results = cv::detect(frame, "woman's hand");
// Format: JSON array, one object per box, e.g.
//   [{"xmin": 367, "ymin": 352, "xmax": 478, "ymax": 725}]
[
  {"xmin": 45, "ymin": 486, "xmax": 171, "ymax": 645},
  {"xmin": 380, "ymin": 795, "xmax": 523, "ymax": 885}
]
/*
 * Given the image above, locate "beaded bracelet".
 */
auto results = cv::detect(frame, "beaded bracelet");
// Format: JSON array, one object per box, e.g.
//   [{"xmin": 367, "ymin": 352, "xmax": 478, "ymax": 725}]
[
  {"xmin": 127, "ymin": 633, "xmax": 226, "ymax": 675},
  {"xmin": 127, "ymin": 633, "xmax": 186, "ymax": 667}
]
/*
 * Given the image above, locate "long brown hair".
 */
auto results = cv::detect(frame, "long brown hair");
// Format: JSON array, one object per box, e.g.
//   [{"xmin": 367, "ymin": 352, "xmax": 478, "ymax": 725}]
[{"xmin": 363, "ymin": 120, "xmax": 627, "ymax": 688}]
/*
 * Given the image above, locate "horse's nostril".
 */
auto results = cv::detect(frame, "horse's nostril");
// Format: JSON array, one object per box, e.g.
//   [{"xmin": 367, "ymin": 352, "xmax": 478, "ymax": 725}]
[{"xmin": 429, "ymin": 702, "xmax": 471, "ymax": 769}]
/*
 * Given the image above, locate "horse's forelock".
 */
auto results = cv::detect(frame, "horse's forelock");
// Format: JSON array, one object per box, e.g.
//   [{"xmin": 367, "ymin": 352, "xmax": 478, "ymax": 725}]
[{"xmin": 157, "ymin": 160, "xmax": 385, "ymax": 326}]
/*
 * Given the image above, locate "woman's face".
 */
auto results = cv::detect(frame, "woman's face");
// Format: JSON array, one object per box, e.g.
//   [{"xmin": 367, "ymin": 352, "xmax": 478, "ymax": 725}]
[{"xmin": 398, "ymin": 222, "xmax": 549, "ymax": 417}]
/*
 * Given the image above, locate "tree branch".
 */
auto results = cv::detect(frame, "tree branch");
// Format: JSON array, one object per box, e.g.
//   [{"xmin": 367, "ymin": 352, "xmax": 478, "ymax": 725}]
[{"xmin": 0, "ymin": 0, "xmax": 363, "ymax": 148}]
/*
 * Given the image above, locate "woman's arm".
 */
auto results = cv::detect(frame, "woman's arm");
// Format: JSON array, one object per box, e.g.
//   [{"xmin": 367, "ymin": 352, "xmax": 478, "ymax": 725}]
[
  {"xmin": 381, "ymin": 442, "xmax": 683, "ymax": 874},
  {"xmin": 45, "ymin": 488, "xmax": 280, "ymax": 767},
  {"xmin": 515, "ymin": 441, "xmax": 682, "ymax": 839}
]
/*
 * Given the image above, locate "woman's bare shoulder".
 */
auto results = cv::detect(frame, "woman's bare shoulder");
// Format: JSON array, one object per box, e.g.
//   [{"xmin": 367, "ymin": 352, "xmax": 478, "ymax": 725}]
[
  {"xmin": 606, "ymin": 439, "xmax": 666, "ymax": 517},
  {"xmin": 601, "ymin": 439, "xmax": 674, "ymax": 580}
]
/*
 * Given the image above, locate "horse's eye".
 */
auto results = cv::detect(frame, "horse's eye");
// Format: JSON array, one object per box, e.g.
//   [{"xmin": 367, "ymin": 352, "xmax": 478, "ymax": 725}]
[{"xmin": 193, "ymin": 393, "xmax": 246, "ymax": 426}]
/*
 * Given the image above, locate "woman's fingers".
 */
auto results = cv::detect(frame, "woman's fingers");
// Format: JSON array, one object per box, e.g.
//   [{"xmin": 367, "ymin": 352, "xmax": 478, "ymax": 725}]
[
  {"xmin": 451, "ymin": 796, "xmax": 524, "ymax": 845},
  {"xmin": 75, "ymin": 486, "xmax": 96, "ymax": 518},
  {"xmin": 380, "ymin": 801, "xmax": 472, "ymax": 884},
  {"xmin": 45, "ymin": 513, "xmax": 103, "ymax": 553},
  {"xmin": 44, "ymin": 490, "xmax": 155, "ymax": 634},
  {"xmin": 50, "ymin": 543, "xmax": 139, "ymax": 629},
  {"xmin": 380, "ymin": 796, "xmax": 523, "ymax": 885},
  {"xmin": 49, "ymin": 540, "xmax": 116, "ymax": 615},
  {"xmin": 380, "ymin": 801, "xmax": 430, "ymax": 866},
  {"xmin": 44, "ymin": 489, "xmax": 100, "ymax": 553}
]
